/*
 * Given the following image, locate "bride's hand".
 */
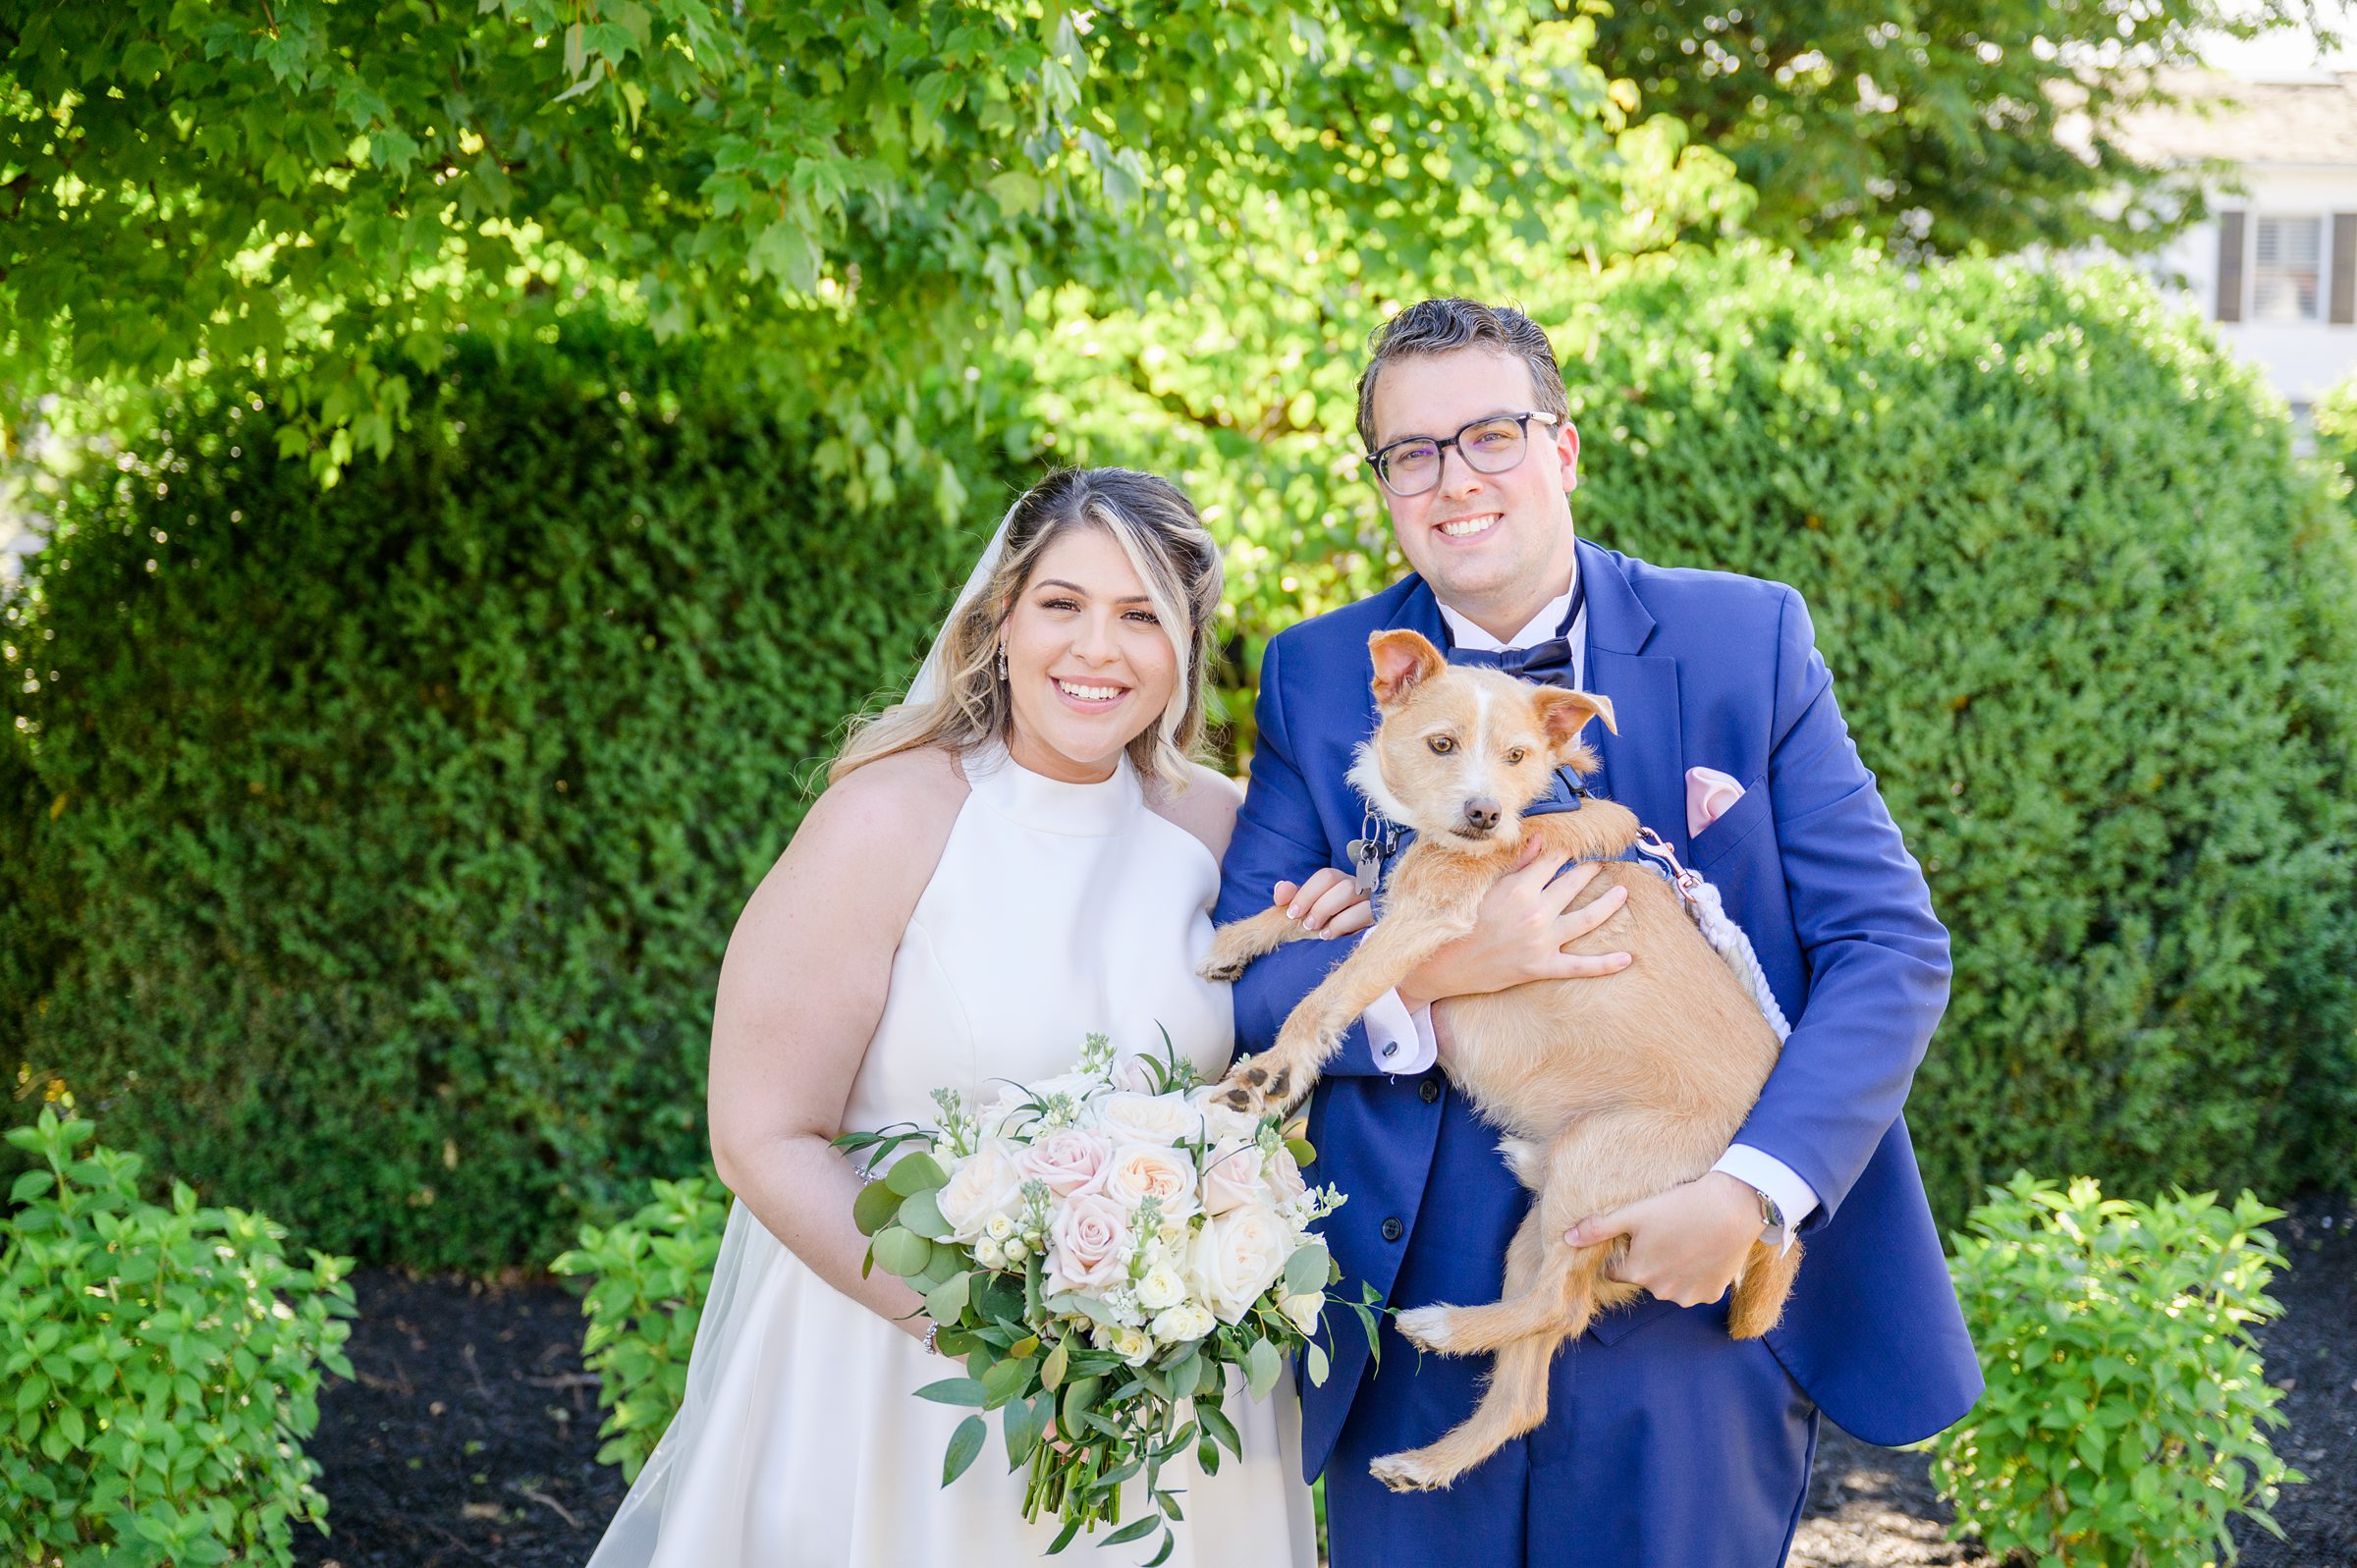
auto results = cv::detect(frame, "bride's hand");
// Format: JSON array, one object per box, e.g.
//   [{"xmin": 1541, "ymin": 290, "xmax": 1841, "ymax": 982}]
[{"xmin": 1273, "ymin": 867, "xmax": 1375, "ymax": 939}]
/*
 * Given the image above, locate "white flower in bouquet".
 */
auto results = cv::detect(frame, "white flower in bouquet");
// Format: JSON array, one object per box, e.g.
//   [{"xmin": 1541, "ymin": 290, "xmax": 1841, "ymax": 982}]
[
  {"xmin": 1111, "ymin": 1325, "xmax": 1154, "ymax": 1365},
  {"xmin": 1044, "ymin": 1191, "xmax": 1134, "ymax": 1295},
  {"xmin": 983, "ymin": 1214, "xmax": 1014, "ymax": 1243},
  {"xmin": 1014, "ymin": 1125, "xmax": 1113, "ymax": 1199},
  {"xmin": 1105, "ymin": 1054, "xmax": 1165, "ymax": 1096},
  {"xmin": 1151, "ymin": 1300, "xmax": 1217, "ymax": 1345},
  {"xmin": 1187, "ymin": 1084, "xmax": 1263, "ymax": 1144},
  {"xmin": 1100, "ymin": 1144, "xmax": 1201, "ymax": 1222},
  {"xmin": 1280, "ymin": 1292, "xmax": 1325, "ymax": 1337},
  {"xmin": 1188, "ymin": 1202, "xmax": 1293, "ymax": 1324},
  {"xmin": 973, "ymin": 1236, "xmax": 1005, "ymax": 1269},
  {"xmin": 1264, "ymin": 1142, "xmax": 1309, "ymax": 1206},
  {"xmin": 1135, "ymin": 1263, "xmax": 1187, "ymax": 1312},
  {"xmin": 936, "ymin": 1140, "xmax": 1026, "ymax": 1241},
  {"xmin": 1092, "ymin": 1091, "xmax": 1204, "ymax": 1148},
  {"xmin": 1198, "ymin": 1136, "xmax": 1268, "ymax": 1217}
]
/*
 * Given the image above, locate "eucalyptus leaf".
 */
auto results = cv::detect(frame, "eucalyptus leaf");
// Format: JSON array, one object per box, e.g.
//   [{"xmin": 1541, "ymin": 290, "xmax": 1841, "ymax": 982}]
[
  {"xmin": 870, "ymin": 1226, "xmax": 932, "ymax": 1279},
  {"xmin": 942, "ymin": 1414, "xmax": 987, "ymax": 1486},
  {"xmin": 850, "ymin": 1179, "xmax": 903, "ymax": 1237},
  {"xmin": 898, "ymin": 1189, "xmax": 954, "ymax": 1241},
  {"xmin": 1040, "ymin": 1337, "xmax": 1069, "ymax": 1391},
  {"xmin": 1282, "ymin": 1243, "xmax": 1330, "ymax": 1301},
  {"xmin": 1244, "ymin": 1337, "xmax": 1281, "ymax": 1402},
  {"xmin": 885, "ymin": 1152, "xmax": 950, "ymax": 1197},
  {"xmin": 923, "ymin": 1271, "xmax": 971, "ymax": 1326}
]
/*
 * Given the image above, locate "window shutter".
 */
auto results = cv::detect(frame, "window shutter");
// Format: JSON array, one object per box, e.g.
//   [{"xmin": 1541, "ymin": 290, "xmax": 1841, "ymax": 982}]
[
  {"xmin": 2217, "ymin": 210, "xmax": 2245, "ymax": 323},
  {"xmin": 2333, "ymin": 213, "xmax": 2356, "ymax": 326}
]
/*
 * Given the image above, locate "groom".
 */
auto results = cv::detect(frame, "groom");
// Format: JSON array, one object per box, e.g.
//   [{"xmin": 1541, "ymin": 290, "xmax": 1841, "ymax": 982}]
[{"xmin": 1215, "ymin": 299, "xmax": 1981, "ymax": 1565}]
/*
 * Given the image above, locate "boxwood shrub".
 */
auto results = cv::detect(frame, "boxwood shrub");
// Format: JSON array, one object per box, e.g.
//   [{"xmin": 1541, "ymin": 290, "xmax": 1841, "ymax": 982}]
[{"xmin": 1, "ymin": 320, "xmax": 1007, "ymax": 1271}]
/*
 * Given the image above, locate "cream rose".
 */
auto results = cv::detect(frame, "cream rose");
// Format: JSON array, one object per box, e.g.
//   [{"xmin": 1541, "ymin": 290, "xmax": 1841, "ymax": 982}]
[
  {"xmin": 933, "ymin": 1141, "xmax": 1026, "ymax": 1242},
  {"xmin": 1187, "ymin": 1203, "xmax": 1292, "ymax": 1324},
  {"xmin": 1106, "ymin": 1054, "xmax": 1167, "ymax": 1096},
  {"xmin": 1135, "ymin": 1264, "xmax": 1186, "ymax": 1312},
  {"xmin": 1264, "ymin": 1144, "xmax": 1308, "ymax": 1206},
  {"xmin": 1188, "ymin": 1087, "xmax": 1263, "ymax": 1145},
  {"xmin": 1197, "ymin": 1136, "xmax": 1268, "ymax": 1217},
  {"xmin": 1045, "ymin": 1191, "xmax": 1134, "ymax": 1296},
  {"xmin": 1093, "ymin": 1091, "xmax": 1204, "ymax": 1148},
  {"xmin": 1151, "ymin": 1300, "xmax": 1217, "ymax": 1346},
  {"xmin": 1280, "ymin": 1292, "xmax": 1325, "ymax": 1337},
  {"xmin": 1100, "ymin": 1143, "xmax": 1201, "ymax": 1222},
  {"xmin": 1016, "ymin": 1126, "xmax": 1113, "ymax": 1199}
]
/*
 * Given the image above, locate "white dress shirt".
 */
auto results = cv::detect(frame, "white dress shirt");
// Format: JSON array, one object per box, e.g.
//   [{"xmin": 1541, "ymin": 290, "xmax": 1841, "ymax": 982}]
[{"xmin": 1354, "ymin": 568, "xmax": 1818, "ymax": 1246}]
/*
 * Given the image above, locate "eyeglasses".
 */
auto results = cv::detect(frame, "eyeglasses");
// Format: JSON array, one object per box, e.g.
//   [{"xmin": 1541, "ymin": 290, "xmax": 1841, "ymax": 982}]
[{"xmin": 1364, "ymin": 411, "xmax": 1561, "ymax": 498}]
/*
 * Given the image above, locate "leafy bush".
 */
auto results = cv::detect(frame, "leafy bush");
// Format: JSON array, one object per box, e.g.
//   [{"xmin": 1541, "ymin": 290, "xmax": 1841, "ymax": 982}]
[
  {"xmin": 1, "ymin": 1108, "xmax": 355, "ymax": 1567},
  {"xmin": 550, "ymin": 1173, "xmax": 729, "ymax": 1483},
  {"xmin": 1564, "ymin": 252, "xmax": 2357, "ymax": 1220},
  {"xmin": 1, "ymin": 318, "xmax": 1006, "ymax": 1271},
  {"xmin": 1933, "ymin": 1174, "xmax": 2296, "ymax": 1567},
  {"xmin": 2317, "ymin": 371, "xmax": 2357, "ymax": 500}
]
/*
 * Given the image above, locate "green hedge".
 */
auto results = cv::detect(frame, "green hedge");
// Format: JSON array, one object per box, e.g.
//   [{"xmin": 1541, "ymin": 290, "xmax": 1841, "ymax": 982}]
[
  {"xmin": 1565, "ymin": 253, "xmax": 2357, "ymax": 1221},
  {"xmin": 1, "ymin": 322, "xmax": 1003, "ymax": 1271}
]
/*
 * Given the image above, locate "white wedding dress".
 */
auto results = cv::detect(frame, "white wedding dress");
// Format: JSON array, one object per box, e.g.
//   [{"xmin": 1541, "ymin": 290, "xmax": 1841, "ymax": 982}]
[{"xmin": 586, "ymin": 745, "xmax": 1318, "ymax": 1567}]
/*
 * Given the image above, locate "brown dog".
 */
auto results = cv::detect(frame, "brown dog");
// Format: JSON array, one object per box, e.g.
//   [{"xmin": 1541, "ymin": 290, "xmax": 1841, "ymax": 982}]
[{"xmin": 1200, "ymin": 628, "xmax": 1799, "ymax": 1493}]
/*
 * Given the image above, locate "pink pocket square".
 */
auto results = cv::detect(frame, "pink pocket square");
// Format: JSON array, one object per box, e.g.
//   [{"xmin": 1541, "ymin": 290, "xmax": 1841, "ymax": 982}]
[{"xmin": 1686, "ymin": 767, "xmax": 1746, "ymax": 839}]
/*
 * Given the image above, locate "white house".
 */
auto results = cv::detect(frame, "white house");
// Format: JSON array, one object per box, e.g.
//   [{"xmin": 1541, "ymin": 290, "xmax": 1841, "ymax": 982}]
[{"xmin": 2119, "ymin": 68, "xmax": 2357, "ymax": 418}]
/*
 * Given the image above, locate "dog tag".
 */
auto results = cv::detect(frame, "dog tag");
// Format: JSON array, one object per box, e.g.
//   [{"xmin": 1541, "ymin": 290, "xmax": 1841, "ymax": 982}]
[{"xmin": 1348, "ymin": 838, "xmax": 1382, "ymax": 896}]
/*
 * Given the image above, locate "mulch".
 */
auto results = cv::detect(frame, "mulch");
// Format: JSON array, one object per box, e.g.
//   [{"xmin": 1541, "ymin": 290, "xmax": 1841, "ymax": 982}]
[{"xmin": 293, "ymin": 1196, "xmax": 2355, "ymax": 1568}]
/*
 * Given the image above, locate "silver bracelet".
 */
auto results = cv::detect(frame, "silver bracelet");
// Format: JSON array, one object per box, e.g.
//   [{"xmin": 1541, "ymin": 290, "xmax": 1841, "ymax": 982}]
[{"xmin": 923, "ymin": 1323, "xmax": 941, "ymax": 1355}]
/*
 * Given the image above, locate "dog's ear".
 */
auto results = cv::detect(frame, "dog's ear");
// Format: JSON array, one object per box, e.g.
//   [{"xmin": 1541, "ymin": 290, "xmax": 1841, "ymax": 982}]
[
  {"xmin": 1368, "ymin": 630, "xmax": 1447, "ymax": 708},
  {"xmin": 1533, "ymin": 687, "xmax": 1617, "ymax": 751}
]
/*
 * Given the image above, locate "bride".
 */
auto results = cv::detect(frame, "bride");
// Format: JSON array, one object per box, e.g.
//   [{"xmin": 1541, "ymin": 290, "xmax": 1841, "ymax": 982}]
[{"xmin": 585, "ymin": 467, "xmax": 1352, "ymax": 1566}]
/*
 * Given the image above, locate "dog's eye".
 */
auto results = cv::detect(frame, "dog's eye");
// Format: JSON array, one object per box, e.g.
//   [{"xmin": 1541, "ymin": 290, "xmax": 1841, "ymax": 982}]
[
  {"xmin": 1428, "ymin": 735, "xmax": 1455, "ymax": 754},
  {"xmin": 1507, "ymin": 747, "xmax": 1527, "ymax": 765}
]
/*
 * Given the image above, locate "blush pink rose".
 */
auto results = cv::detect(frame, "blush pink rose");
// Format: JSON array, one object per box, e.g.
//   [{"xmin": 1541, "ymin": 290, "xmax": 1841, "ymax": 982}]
[
  {"xmin": 1100, "ymin": 1143, "xmax": 1201, "ymax": 1222},
  {"xmin": 1016, "ymin": 1126, "xmax": 1113, "ymax": 1199},
  {"xmin": 1198, "ymin": 1137, "xmax": 1267, "ymax": 1217},
  {"xmin": 1046, "ymin": 1192, "xmax": 1134, "ymax": 1295}
]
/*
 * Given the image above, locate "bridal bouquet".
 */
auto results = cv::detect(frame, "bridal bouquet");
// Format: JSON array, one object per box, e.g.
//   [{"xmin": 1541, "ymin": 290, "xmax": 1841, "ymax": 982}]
[{"xmin": 836, "ymin": 1034, "xmax": 1376, "ymax": 1558}]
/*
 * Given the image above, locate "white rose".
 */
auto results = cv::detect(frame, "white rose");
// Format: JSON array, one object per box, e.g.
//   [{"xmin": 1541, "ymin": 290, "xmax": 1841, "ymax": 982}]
[
  {"xmin": 1014, "ymin": 1126, "xmax": 1113, "ymax": 1199},
  {"xmin": 1112, "ymin": 1325, "xmax": 1154, "ymax": 1365},
  {"xmin": 1093, "ymin": 1091, "xmax": 1204, "ymax": 1148},
  {"xmin": 1280, "ymin": 1292, "xmax": 1324, "ymax": 1337},
  {"xmin": 1187, "ymin": 1203, "xmax": 1292, "ymax": 1324},
  {"xmin": 1136, "ymin": 1265, "xmax": 1186, "ymax": 1312},
  {"xmin": 1198, "ymin": 1136, "xmax": 1267, "ymax": 1217},
  {"xmin": 1106, "ymin": 1054, "xmax": 1165, "ymax": 1096},
  {"xmin": 974, "ymin": 1237, "xmax": 1005, "ymax": 1270},
  {"xmin": 1044, "ymin": 1191, "xmax": 1133, "ymax": 1296},
  {"xmin": 1152, "ymin": 1301, "xmax": 1216, "ymax": 1346},
  {"xmin": 1189, "ymin": 1087, "xmax": 1264, "ymax": 1145},
  {"xmin": 983, "ymin": 1214, "xmax": 1014, "ymax": 1242},
  {"xmin": 1100, "ymin": 1144, "xmax": 1201, "ymax": 1222},
  {"xmin": 1264, "ymin": 1144, "xmax": 1308, "ymax": 1206},
  {"xmin": 934, "ymin": 1141, "xmax": 1026, "ymax": 1242}
]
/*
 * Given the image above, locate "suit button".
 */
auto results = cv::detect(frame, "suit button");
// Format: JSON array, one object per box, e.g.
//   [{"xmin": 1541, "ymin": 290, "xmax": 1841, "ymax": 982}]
[
  {"xmin": 1418, "ymin": 1077, "xmax": 1443, "ymax": 1105},
  {"xmin": 1381, "ymin": 1217, "xmax": 1404, "ymax": 1243}
]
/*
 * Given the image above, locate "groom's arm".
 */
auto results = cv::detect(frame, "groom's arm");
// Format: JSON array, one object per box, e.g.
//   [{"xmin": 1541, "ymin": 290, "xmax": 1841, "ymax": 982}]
[
  {"xmin": 1733, "ymin": 587, "xmax": 1951, "ymax": 1228},
  {"xmin": 1217, "ymin": 633, "xmax": 1408, "ymax": 1080}
]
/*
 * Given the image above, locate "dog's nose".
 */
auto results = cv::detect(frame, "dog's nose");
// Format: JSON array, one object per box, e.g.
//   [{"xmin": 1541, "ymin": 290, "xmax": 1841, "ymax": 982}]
[{"xmin": 1463, "ymin": 797, "xmax": 1501, "ymax": 833}]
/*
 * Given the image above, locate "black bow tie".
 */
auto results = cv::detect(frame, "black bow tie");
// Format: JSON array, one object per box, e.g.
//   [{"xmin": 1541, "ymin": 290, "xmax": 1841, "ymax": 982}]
[
  {"xmin": 1446, "ymin": 636, "xmax": 1575, "ymax": 684},
  {"xmin": 1442, "ymin": 577, "xmax": 1586, "ymax": 687}
]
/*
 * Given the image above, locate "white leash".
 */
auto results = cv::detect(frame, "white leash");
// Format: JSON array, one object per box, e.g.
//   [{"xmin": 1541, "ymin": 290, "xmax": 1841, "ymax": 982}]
[{"xmin": 1629, "ymin": 829, "xmax": 1792, "ymax": 1042}]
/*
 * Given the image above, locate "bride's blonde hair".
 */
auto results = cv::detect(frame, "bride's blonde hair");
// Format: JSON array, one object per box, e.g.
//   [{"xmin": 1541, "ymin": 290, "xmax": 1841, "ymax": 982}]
[{"xmin": 831, "ymin": 468, "xmax": 1224, "ymax": 791}]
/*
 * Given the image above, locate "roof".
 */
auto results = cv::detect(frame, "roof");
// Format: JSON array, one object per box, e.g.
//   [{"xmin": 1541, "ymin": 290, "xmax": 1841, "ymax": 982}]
[{"xmin": 2114, "ymin": 70, "xmax": 2357, "ymax": 167}]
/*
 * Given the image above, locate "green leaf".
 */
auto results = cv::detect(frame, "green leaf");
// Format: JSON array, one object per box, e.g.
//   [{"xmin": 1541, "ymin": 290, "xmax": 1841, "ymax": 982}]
[
  {"xmin": 1244, "ymin": 1337, "xmax": 1281, "ymax": 1401},
  {"xmin": 942, "ymin": 1413, "xmax": 987, "ymax": 1486},
  {"xmin": 871, "ymin": 1226, "xmax": 932, "ymax": 1278},
  {"xmin": 851, "ymin": 1180, "xmax": 903, "ymax": 1237},
  {"xmin": 1039, "ymin": 1337, "xmax": 1069, "ymax": 1391},
  {"xmin": 923, "ymin": 1271, "xmax": 971, "ymax": 1326},
  {"xmin": 1282, "ymin": 1244, "xmax": 1330, "ymax": 1300},
  {"xmin": 913, "ymin": 1377, "xmax": 989, "ymax": 1406},
  {"xmin": 885, "ymin": 1153, "xmax": 950, "ymax": 1197},
  {"xmin": 1101, "ymin": 1515, "xmax": 1160, "ymax": 1546},
  {"xmin": 899, "ymin": 1189, "xmax": 954, "ymax": 1240},
  {"xmin": 1196, "ymin": 1399, "xmax": 1241, "ymax": 1459},
  {"xmin": 1285, "ymin": 1137, "xmax": 1317, "ymax": 1168}
]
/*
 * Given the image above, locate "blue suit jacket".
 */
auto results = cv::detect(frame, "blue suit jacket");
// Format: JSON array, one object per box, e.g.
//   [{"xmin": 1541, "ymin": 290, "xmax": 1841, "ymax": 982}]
[{"xmin": 1216, "ymin": 541, "xmax": 1983, "ymax": 1481}]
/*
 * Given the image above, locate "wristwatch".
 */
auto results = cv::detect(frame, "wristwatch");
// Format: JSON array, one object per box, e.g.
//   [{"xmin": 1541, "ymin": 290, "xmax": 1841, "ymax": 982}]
[{"xmin": 1749, "ymin": 1183, "xmax": 1784, "ymax": 1237}]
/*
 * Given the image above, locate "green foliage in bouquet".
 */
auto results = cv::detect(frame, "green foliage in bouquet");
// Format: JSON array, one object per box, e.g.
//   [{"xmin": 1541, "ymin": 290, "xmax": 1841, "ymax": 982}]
[
  {"xmin": 1932, "ymin": 1174, "xmax": 2297, "ymax": 1568},
  {"xmin": 550, "ymin": 1174, "xmax": 731, "ymax": 1484},
  {"xmin": 0, "ymin": 318, "xmax": 1006, "ymax": 1271},
  {"xmin": 0, "ymin": 1108, "xmax": 356, "ymax": 1568},
  {"xmin": 1562, "ymin": 252, "xmax": 2357, "ymax": 1223}
]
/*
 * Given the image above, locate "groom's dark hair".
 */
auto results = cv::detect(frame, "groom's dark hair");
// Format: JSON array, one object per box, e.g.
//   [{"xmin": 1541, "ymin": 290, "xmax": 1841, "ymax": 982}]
[{"xmin": 1355, "ymin": 299, "xmax": 1569, "ymax": 451}]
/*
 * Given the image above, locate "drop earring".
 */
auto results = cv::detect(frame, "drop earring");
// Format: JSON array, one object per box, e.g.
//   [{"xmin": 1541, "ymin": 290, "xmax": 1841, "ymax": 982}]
[{"xmin": 995, "ymin": 643, "xmax": 1009, "ymax": 681}]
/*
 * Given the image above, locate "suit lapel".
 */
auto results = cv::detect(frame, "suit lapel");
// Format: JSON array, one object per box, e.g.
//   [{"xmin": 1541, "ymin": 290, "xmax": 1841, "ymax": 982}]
[{"xmin": 1577, "ymin": 540, "xmax": 1690, "ymax": 857}]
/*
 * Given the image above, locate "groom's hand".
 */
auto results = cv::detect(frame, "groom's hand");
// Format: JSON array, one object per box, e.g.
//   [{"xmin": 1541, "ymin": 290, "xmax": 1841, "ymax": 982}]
[
  {"xmin": 1563, "ymin": 1172, "xmax": 1761, "ymax": 1310},
  {"xmin": 1398, "ymin": 852, "xmax": 1632, "ymax": 1011}
]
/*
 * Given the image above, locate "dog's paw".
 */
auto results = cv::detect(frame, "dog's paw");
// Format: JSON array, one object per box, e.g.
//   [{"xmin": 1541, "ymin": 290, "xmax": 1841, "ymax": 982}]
[
  {"xmin": 1368, "ymin": 1450, "xmax": 1454, "ymax": 1494},
  {"xmin": 1394, "ymin": 1305, "xmax": 1465, "ymax": 1356},
  {"xmin": 1197, "ymin": 953, "xmax": 1248, "ymax": 983},
  {"xmin": 1213, "ymin": 1054, "xmax": 1302, "ymax": 1116}
]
